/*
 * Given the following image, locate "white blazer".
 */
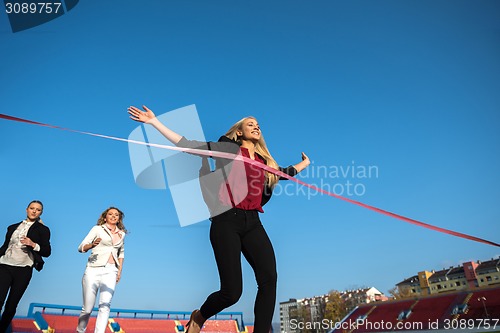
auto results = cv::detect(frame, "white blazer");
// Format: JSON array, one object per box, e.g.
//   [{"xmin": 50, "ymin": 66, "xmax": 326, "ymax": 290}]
[{"xmin": 78, "ymin": 225, "xmax": 125, "ymax": 268}]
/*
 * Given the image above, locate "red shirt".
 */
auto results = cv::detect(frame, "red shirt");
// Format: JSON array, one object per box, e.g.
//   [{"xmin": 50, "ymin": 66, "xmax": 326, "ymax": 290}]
[{"xmin": 218, "ymin": 147, "xmax": 265, "ymax": 212}]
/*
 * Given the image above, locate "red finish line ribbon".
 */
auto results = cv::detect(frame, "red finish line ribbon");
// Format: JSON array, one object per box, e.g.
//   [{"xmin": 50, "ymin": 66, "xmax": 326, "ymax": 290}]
[{"xmin": 1, "ymin": 113, "xmax": 498, "ymax": 247}]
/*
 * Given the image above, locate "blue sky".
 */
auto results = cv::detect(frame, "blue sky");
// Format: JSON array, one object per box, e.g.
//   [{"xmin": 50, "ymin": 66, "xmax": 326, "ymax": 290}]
[{"xmin": 1, "ymin": 0, "xmax": 499, "ymax": 324}]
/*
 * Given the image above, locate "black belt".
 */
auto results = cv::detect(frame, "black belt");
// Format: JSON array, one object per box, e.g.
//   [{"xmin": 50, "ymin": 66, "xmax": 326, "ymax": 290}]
[{"xmin": 211, "ymin": 207, "xmax": 260, "ymax": 220}]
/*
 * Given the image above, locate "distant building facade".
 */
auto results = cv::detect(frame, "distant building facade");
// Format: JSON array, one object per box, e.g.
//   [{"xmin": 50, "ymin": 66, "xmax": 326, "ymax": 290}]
[
  {"xmin": 396, "ymin": 256, "xmax": 500, "ymax": 297},
  {"xmin": 280, "ymin": 298, "xmax": 299, "ymax": 333},
  {"xmin": 279, "ymin": 288, "xmax": 387, "ymax": 333},
  {"xmin": 341, "ymin": 287, "xmax": 388, "ymax": 304}
]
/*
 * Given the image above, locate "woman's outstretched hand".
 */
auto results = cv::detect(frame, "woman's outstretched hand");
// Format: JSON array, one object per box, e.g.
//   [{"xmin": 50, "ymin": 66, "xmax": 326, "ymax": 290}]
[
  {"xmin": 127, "ymin": 104, "xmax": 183, "ymax": 144},
  {"xmin": 301, "ymin": 152, "xmax": 310, "ymax": 165},
  {"xmin": 128, "ymin": 105, "xmax": 156, "ymax": 123},
  {"xmin": 294, "ymin": 152, "xmax": 310, "ymax": 173}
]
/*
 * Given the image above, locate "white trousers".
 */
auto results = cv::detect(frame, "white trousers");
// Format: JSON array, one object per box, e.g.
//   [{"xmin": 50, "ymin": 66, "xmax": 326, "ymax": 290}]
[{"xmin": 77, "ymin": 263, "xmax": 118, "ymax": 333}]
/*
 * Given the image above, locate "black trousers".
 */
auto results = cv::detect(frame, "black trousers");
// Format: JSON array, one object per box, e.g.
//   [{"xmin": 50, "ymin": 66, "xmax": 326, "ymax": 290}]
[
  {"xmin": 0, "ymin": 264, "xmax": 33, "ymax": 333},
  {"xmin": 200, "ymin": 208, "xmax": 277, "ymax": 333}
]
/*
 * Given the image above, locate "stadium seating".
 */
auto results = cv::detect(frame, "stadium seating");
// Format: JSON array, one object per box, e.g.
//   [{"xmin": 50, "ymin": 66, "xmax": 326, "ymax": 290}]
[
  {"xmin": 14, "ymin": 288, "xmax": 496, "ymax": 333},
  {"xmin": 10, "ymin": 318, "xmax": 40, "ymax": 333},
  {"xmin": 42, "ymin": 313, "xmax": 111, "ymax": 333},
  {"xmin": 460, "ymin": 288, "xmax": 500, "ymax": 320},
  {"xmin": 404, "ymin": 293, "xmax": 467, "ymax": 329},
  {"xmin": 109, "ymin": 318, "xmax": 179, "ymax": 333},
  {"xmin": 332, "ymin": 286, "xmax": 500, "ymax": 333},
  {"xmin": 199, "ymin": 319, "xmax": 240, "ymax": 333},
  {"xmin": 11, "ymin": 311, "xmax": 245, "ymax": 333},
  {"xmin": 355, "ymin": 299, "xmax": 415, "ymax": 332}
]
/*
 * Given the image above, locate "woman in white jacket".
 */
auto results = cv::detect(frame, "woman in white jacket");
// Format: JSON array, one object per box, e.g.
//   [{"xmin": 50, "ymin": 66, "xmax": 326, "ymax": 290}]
[{"xmin": 76, "ymin": 207, "xmax": 127, "ymax": 333}]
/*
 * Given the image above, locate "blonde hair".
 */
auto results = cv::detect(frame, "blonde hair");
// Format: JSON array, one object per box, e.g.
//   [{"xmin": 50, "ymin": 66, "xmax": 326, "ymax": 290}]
[
  {"xmin": 225, "ymin": 117, "xmax": 280, "ymax": 188},
  {"xmin": 97, "ymin": 207, "xmax": 128, "ymax": 233}
]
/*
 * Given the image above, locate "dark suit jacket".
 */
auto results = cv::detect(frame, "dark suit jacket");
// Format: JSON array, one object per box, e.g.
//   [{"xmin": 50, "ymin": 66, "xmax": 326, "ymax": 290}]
[
  {"xmin": 0, "ymin": 220, "xmax": 51, "ymax": 271},
  {"xmin": 178, "ymin": 135, "xmax": 298, "ymax": 215}
]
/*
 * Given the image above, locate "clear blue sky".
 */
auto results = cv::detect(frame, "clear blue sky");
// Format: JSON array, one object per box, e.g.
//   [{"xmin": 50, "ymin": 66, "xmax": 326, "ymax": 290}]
[{"xmin": 1, "ymin": 0, "xmax": 499, "ymax": 324}]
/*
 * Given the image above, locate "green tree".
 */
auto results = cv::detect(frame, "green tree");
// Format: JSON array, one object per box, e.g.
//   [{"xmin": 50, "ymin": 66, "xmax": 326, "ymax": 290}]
[
  {"xmin": 388, "ymin": 285, "xmax": 411, "ymax": 299},
  {"xmin": 324, "ymin": 291, "xmax": 349, "ymax": 326}
]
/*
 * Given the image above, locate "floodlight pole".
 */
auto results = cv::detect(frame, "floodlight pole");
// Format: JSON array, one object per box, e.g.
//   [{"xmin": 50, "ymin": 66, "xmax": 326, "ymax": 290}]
[{"xmin": 477, "ymin": 297, "xmax": 489, "ymax": 319}]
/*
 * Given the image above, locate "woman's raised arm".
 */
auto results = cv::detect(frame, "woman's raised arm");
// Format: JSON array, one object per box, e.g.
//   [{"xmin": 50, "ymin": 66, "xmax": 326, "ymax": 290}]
[{"xmin": 128, "ymin": 105, "xmax": 182, "ymax": 145}]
